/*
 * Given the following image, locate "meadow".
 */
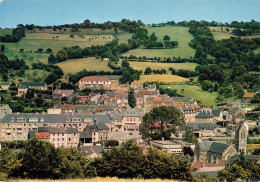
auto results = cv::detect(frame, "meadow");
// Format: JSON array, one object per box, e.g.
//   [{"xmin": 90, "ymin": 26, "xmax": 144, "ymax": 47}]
[
  {"xmin": 122, "ymin": 26, "xmax": 195, "ymax": 59},
  {"xmin": 139, "ymin": 75, "xmax": 189, "ymax": 83},
  {"xmin": 209, "ymin": 27, "xmax": 260, "ymax": 40},
  {"xmin": 254, "ymin": 46, "xmax": 260, "ymax": 54},
  {"xmin": 160, "ymin": 84, "xmax": 219, "ymax": 106},
  {"xmin": 56, "ymin": 57, "xmax": 113, "ymax": 74},
  {"xmin": 129, "ymin": 62, "xmax": 198, "ymax": 72}
]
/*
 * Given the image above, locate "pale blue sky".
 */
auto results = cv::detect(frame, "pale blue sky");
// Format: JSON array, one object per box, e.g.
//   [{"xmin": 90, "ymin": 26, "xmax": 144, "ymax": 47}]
[{"xmin": 0, "ymin": 0, "xmax": 259, "ymax": 28}]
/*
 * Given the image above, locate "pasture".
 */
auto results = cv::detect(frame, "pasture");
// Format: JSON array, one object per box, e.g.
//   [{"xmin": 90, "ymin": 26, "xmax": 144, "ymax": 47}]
[
  {"xmin": 160, "ymin": 84, "xmax": 218, "ymax": 106},
  {"xmin": 129, "ymin": 62, "xmax": 198, "ymax": 72},
  {"xmin": 254, "ymin": 46, "xmax": 260, "ymax": 54},
  {"xmin": 209, "ymin": 27, "xmax": 260, "ymax": 40},
  {"xmin": 139, "ymin": 75, "xmax": 189, "ymax": 83},
  {"xmin": 122, "ymin": 26, "xmax": 195, "ymax": 58},
  {"xmin": 56, "ymin": 57, "xmax": 113, "ymax": 74}
]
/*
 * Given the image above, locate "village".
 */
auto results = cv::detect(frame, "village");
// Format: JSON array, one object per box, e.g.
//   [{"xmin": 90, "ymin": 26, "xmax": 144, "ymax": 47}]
[{"xmin": 0, "ymin": 75, "xmax": 259, "ymax": 175}]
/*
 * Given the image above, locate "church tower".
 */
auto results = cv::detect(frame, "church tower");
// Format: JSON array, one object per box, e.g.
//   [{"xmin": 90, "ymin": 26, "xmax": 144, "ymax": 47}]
[{"xmin": 235, "ymin": 122, "xmax": 248, "ymax": 154}]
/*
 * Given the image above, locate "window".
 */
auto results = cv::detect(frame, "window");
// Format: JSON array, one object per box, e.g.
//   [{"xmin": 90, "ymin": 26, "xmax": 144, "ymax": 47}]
[
  {"xmin": 66, "ymin": 118, "xmax": 70, "ymax": 122},
  {"xmin": 53, "ymin": 138, "xmax": 55, "ymax": 141},
  {"xmin": 62, "ymin": 138, "xmax": 64, "ymax": 141},
  {"xmin": 101, "ymin": 137, "xmax": 103, "ymax": 140},
  {"xmin": 62, "ymin": 133, "xmax": 64, "ymax": 136},
  {"xmin": 69, "ymin": 138, "xmax": 71, "ymax": 141},
  {"xmin": 11, "ymin": 118, "xmax": 14, "ymax": 122}
]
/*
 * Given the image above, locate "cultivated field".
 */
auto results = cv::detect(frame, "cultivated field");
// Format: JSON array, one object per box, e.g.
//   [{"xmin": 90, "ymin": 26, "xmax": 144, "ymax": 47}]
[
  {"xmin": 129, "ymin": 62, "xmax": 198, "ymax": 72},
  {"xmin": 7, "ymin": 177, "xmax": 183, "ymax": 182},
  {"xmin": 160, "ymin": 84, "xmax": 218, "ymax": 106},
  {"xmin": 139, "ymin": 75, "xmax": 189, "ymax": 83},
  {"xmin": 122, "ymin": 26, "xmax": 195, "ymax": 58},
  {"xmin": 56, "ymin": 57, "xmax": 113, "ymax": 74}
]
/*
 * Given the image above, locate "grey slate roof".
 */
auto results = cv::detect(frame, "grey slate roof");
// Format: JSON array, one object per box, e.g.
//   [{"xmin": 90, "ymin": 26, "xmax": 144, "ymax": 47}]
[
  {"xmin": 80, "ymin": 132, "xmax": 92, "ymax": 139},
  {"xmin": 187, "ymin": 122, "xmax": 217, "ymax": 130},
  {"xmin": 208, "ymin": 142, "xmax": 230, "ymax": 154},
  {"xmin": 198, "ymin": 141, "xmax": 228, "ymax": 152},
  {"xmin": 49, "ymin": 127, "xmax": 65, "ymax": 134},
  {"xmin": 65, "ymin": 127, "xmax": 79, "ymax": 134},
  {"xmin": 212, "ymin": 109, "xmax": 221, "ymax": 117},
  {"xmin": 81, "ymin": 145, "xmax": 103, "ymax": 155},
  {"xmin": 110, "ymin": 113, "xmax": 123, "ymax": 120},
  {"xmin": 1, "ymin": 113, "xmax": 111, "ymax": 124},
  {"xmin": 21, "ymin": 82, "xmax": 46, "ymax": 87},
  {"xmin": 123, "ymin": 108, "xmax": 140, "ymax": 117},
  {"xmin": 38, "ymin": 127, "xmax": 49, "ymax": 133},
  {"xmin": 96, "ymin": 123, "xmax": 109, "ymax": 130},
  {"xmin": 195, "ymin": 111, "xmax": 213, "ymax": 118}
]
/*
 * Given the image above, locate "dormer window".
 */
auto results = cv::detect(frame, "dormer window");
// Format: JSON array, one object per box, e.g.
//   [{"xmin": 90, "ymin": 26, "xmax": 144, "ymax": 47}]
[
  {"xmin": 11, "ymin": 117, "xmax": 14, "ymax": 122},
  {"xmin": 40, "ymin": 118, "xmax": 44, "ymax": 122},
  {"xmin": 66, "ymin": 118, "xmax": 70, "ymax": 122}
]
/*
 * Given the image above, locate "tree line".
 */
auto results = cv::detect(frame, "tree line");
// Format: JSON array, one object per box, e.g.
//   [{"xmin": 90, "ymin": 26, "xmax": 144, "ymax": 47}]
[
  {"xmin": 0, "ymin": 138, "xmax": 193, "ymax": 181},
  {"xmin": 0, "ymin": 26, "xmax": 25, "ymax": 42}
]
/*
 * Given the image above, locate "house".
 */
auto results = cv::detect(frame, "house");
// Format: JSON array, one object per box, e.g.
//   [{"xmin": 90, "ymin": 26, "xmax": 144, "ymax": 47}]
[
  {"xmin": 18, "ymin": 85, "xmax": 28, "ymax": 97},
  {"xmin": 60, "ymin": 105, "xmax": 76, "ymax": 113},
  {"xmin": 229, "ymin": 107, "xmax": 245, "ymax": 123},
  {"xmin": 0, "ymin": 104, "xmax": 12, "ymax": 115},
  {"xmin": 232, "ymin": 100, "xmax": 245, "ymax": 108},
  {"xmin": 195, "ymin": 111, "xmax": 214, "ymax": 122},
  {"xmin": 0, "ymin": 82, "xmax": 11, "ymax": 90},
  {"xmin": 20, "ymin": 82, "xmax": 48, "ymax": 90},
  {"xmin": 211, "ymin": 109, "xmax": 223, "ymax": 122},
  {"xmin": 83, "ymin": 122, "xmax": 110, "ymax": 144},
  {"xmin": 52, "ymin": 89, "xmax": 74, "ymax": 100},
  {"xmin": 178, "ymin": 107, "xmax": 196, "ymax": 122},
  {"xmin": 122, "ymin": 108, "xmax": 142, "ymax": 131},
  {"xmin": 79, "ymin": 76, "xmax": 111, "ymax": 90},
  {"xmin": 88, "ymin": 93, "xmax": 101, "ymax": 104},
  {"xmin": 49, "ymin": 127, "xmax": 80, "ymax": 148},
  {"xmin": 150, "ymin": 140, "xmax": 195, "ymax": 155},
  {"xmin": 35, "ymin": 127, "xmax": 50, "ymax": 141},
  {"xmin": 131, "ymin": 80, "xmax": 143, "ymax": 90},
  {"xmin": 243, "ymin": 92, "xmax": 255, "ymax": 103},
  {"xmin": 146, "ymin": 83, "xmax": 157, "ymax": 92},
  {"xmin": 81, "ymin": 145, "xmax": 103, "ymax": 158}
]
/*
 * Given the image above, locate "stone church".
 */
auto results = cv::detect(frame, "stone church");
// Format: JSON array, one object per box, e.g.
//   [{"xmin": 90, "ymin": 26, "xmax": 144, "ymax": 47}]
[{"xmin": 194, "ymin": 122, "xmax": 248, "ymax": 164}]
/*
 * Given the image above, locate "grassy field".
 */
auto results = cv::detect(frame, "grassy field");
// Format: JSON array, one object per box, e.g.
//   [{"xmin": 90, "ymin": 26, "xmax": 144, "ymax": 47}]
[
  {"xmin": 160, "ymin": 84, "xmax": 219, "ymax": 106},
  {"xmin": 139, "ymin": 75, "xmax": 189, "ymax": 83},
  {"xmin": 122, "ymin": 26, "xmax": 195, "ymax": 59},
  {"xmin": 209, "ymin": 27, "xmax": 260, "ymax": 40},
  {"xmin": 7, "ymin": 177, "xmax": 182, "ymax": 182},
  {"xmin": 129, "ymin": 62, "xmax": 198, "ymax": 72},
  {"xmin": 56, "ymin": 57, "xmax": 113, "ymax": 74}
]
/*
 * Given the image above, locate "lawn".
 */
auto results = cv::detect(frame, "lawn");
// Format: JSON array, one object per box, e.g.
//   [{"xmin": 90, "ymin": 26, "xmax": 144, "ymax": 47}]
[
  {"xmin": 160, "ymin": 84, "xmax": 219, "ymax": 107},
  {"xmin": 139, "ymin": 75, "xmax": 189, "ymax": 83},
  {"xmin": 56, "ymin": 57, "xmax": 113, "ymax": 75},
  {"xmin": 129, "ymin": 62, "xmax": 198, "ymax": 72},
  {"xmin": 122, "ymin": 26, "xmax": 195, "ymax": 59}
]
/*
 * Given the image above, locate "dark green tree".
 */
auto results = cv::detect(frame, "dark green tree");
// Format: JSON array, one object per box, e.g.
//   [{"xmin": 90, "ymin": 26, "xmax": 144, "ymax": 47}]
[
  {"xmin": 128, "ymin": 87, "xmax": 136, "ymax": 108},
  {"xmin": 144, "ymin": 67, "xmax": 152, "ymax": 74},
  {"xmin": 140, "ymin": 106, "xmax": 185, "ymax": 141}
]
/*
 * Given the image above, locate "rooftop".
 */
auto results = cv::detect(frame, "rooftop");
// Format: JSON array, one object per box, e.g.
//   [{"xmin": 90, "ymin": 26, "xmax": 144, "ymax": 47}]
[{"xmin": 79, "ymin": 76, "xmax": 110, "ymax": 82}]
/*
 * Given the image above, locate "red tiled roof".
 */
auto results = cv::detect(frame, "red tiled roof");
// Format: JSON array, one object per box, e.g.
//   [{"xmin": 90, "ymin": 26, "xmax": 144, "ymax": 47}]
[
  {"xmin": 154, "ymin": 97, "xmax": 162, "ymax": 102},
  {"xmin": 35, "ymin": 132, "xmax": 50, "ymax": 139},
  {"xmin": 79, "ymin": 76, "xmax": 110, "ymax": 82},
  {"xmin": 138, "ymin": 91, "xmax": 152, "ymax": 95},
  {"xmin": 60, "ymin": 104, "xmax": 76, "ymax": 110},
  {"xmin": 131, "ymin": 80, "xmax": 140, "ymax": 85},
  {"xmin": 95, "ymin": 108, "xmax": 105, "ymax": 112},
  {"xmin": 243, "ymin": 92, "xmax": 255, "ymax": 98}
]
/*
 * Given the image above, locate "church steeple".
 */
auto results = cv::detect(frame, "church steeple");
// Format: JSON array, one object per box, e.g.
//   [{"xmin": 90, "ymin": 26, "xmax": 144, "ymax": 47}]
[{"xmin": 235, "ymin": 122, "xmax": 248, "ymax": 154}]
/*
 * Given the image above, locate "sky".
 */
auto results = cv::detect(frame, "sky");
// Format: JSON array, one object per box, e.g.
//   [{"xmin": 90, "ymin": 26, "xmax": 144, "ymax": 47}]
[{"xmin": 0, "ymin": 0, "xmax": 260, "ymax": 28}]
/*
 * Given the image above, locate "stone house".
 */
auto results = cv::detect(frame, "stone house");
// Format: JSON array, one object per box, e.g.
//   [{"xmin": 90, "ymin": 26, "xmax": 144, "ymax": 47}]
[
  {"xmin": 122, "ymin": 108, "xmax": 142, "ymax": 131},
  {"xmin": 195, "ymin": 111, "xmax": 214, "ymax": 122},
  {"xmin": 0, "ymin": 82, "xmax": 11, "ymax": 90},
  {"xmin": 49, "ymin": 127, "xmax": 80, "ymax": 148},
  {"xmin": 52, "ymin": 89, "xmax": 74, "ymax": 100},
  {"xmin": 243, "ymin": 92, "xmax": 255, "ymax": 103},
  {"xmin": 229, "ymin": 107, "xmax": 245, "ymax": 123},
  {"xmin": 20, "ymin": 82, "xmax": 48, "ymax": 90},
  {"xmin": 18, "ymin": 85, "xmax": 28, "ymax": 97}
]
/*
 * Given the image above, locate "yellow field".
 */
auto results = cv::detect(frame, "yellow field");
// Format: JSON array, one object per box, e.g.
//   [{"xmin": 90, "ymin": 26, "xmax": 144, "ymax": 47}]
[
  {"xmin": 129, "ymin": 62, "xmax": 198, "ymax": 72},
  {"xmin": 56, "ymin": 57, "xmax": 113, "ymax": 74},
  {"xmin": 139, "ymin": 75, "xmax": 189, "ymax": 83},
  {"xmin": 7, "ymin": 177, "xmax": 182, "ymax": 182}
]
